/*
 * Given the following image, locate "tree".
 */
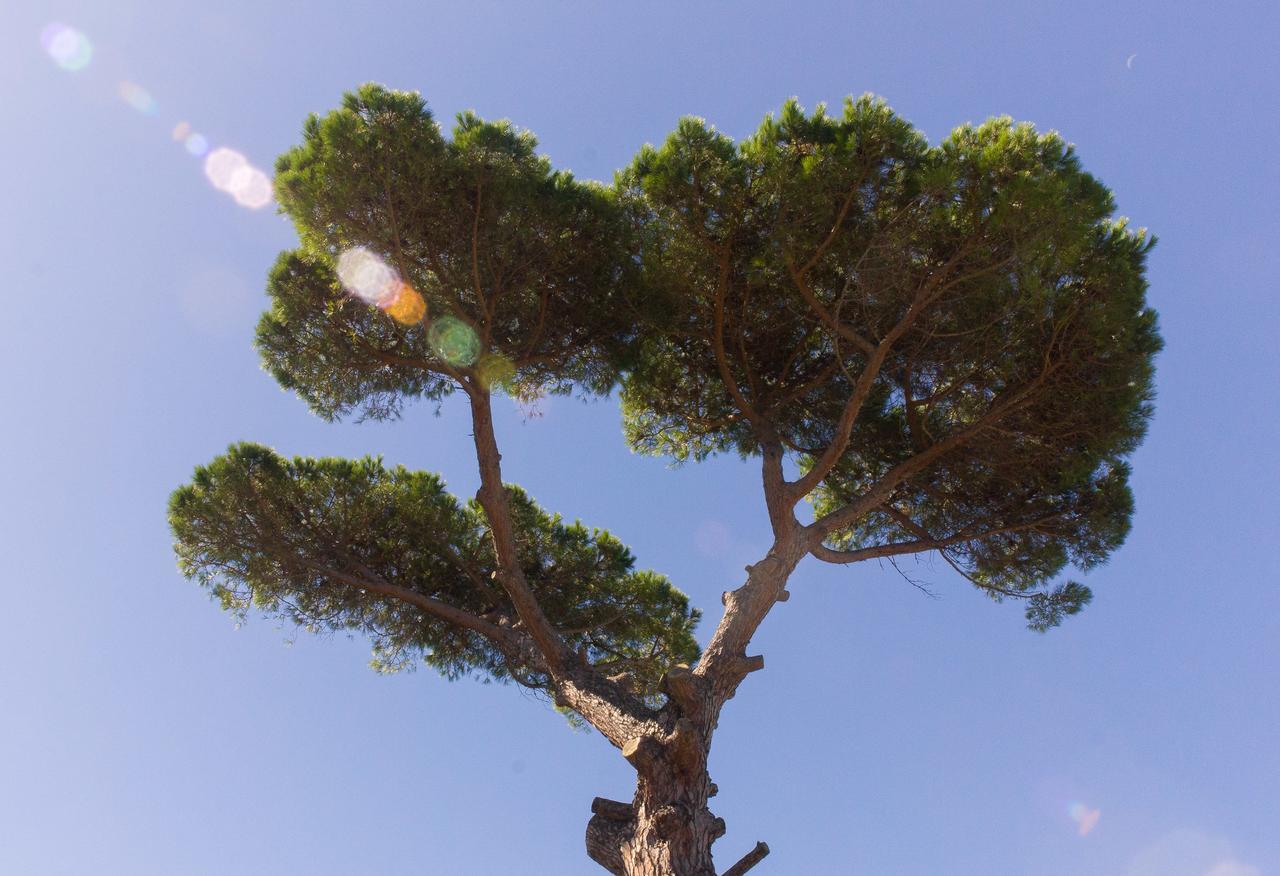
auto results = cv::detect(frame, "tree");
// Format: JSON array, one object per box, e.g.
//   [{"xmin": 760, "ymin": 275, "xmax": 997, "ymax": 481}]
[{"xmin": 168, "ymin": 84, "xmax": 1160, "ymax": 875}]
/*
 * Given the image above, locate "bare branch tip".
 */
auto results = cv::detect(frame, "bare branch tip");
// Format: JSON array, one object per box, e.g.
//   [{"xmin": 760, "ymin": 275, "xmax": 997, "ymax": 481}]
[{"xmin": 722, "ymin": 840, "xmax": 771, "ymax": 876}]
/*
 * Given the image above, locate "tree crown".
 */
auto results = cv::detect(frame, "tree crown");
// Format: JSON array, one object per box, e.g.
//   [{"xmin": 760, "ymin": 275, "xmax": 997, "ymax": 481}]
[
  {"xmin": 262, "ymin": 84, "xmax": 635, "ymax": 421},
  {"xmin": 618, "ymin": 97, "xmax": 1159, "ymax": 619},
  {"xmin": 171, "ymin": 85, "xmax": 1160, "ymax": 711}
]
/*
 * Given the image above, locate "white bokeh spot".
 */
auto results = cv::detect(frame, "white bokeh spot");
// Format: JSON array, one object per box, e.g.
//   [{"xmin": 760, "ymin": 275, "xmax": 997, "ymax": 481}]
[{"xmin": 337, "ymin": 247, "xmax": 401, "ymax": 306}]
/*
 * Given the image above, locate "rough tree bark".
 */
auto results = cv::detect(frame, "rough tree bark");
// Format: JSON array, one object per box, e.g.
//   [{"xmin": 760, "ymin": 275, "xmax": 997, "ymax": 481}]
[{"xmin": 582, "ymin": 535, "xmax": 806, "ymax": 876}]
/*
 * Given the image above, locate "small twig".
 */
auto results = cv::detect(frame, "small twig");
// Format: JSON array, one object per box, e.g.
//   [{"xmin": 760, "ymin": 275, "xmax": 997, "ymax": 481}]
[
  {"xmin": 722, "ymin": 841, "xmax": 770, "ymax": 876},
  {"xmin": 886, "ymin": 556, "xmax": 939, "ymax": 599}
]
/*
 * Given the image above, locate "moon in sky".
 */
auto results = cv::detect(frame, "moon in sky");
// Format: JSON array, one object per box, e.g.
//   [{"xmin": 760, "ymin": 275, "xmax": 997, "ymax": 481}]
[{"xmin": 1126, "ymin": 53, "xmax": 1137, "ymax": 69}]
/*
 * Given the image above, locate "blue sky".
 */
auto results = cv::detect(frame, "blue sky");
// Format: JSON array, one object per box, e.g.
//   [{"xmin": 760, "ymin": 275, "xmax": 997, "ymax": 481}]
[{"xmin": 2, "ymin": 1, "xmax": 1277, "ymax": 873}]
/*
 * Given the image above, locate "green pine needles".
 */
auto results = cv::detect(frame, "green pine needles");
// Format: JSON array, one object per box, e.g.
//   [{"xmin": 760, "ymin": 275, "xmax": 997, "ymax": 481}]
[
  {"xmin": 170, "ymin": 443, "xmax": 699, "ymax": 692},
  {"xmin": 170, "ymin": 82, "xmax": 1159, "ymax": 717}
]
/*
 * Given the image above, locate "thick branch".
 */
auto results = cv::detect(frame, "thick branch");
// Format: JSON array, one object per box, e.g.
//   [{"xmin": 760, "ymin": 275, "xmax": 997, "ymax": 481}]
[
  {"xmin": 809, "ymin": 511, "xmax": 1065, "ymax": 565},
  {"xmin": 466, "ymin": 387, "xmax": 570, "ymax": 672},
  {"xmin": 555, "ymin": 669, "xmax": 658, "ymax": 749},
  {"xmin": 811, "ymin": 539, "xmax": 940, "ymax": 564},
  {"xmin": 760, "ymin": 440, "xmax": 795, "ymax": 539},
  {"xmin": 694, "ymin": 539, "xmax": 807, "ymax": 730},
  {"xmin": 464, "ymin": 391, "xmax": 660, "ymax": 742}
]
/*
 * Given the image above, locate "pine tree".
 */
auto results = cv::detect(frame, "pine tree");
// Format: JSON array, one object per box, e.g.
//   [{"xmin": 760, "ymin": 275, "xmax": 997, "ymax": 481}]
[{"xmin": 169, "ymin": 85, "xmax": 1160, "ymax": 875}]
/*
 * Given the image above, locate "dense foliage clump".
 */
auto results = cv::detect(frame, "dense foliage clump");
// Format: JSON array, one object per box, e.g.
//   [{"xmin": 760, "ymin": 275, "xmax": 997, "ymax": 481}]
[{"xmin": 171, "ymin": 443, "xmax": 699, "ymax": 691}]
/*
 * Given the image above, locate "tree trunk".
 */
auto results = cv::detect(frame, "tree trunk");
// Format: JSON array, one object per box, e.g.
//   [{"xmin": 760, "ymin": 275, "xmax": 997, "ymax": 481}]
[
  {"xmin": 584, "ymin": 545, "xmax": 800, "ymax": 875},
  {"xmin": 585, "ymin": 764, "xmax": 722, "ymax": 876},
  {"xmin": 584, "ymin": 687, "xmax": 723, "ymax": 876}
]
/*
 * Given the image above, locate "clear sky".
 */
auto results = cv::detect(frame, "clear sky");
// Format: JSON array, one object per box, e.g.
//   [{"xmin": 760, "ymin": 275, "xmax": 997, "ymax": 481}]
[{"xmin": 2, "ymin": 1, "xmax": 1277, "ymax": 873}]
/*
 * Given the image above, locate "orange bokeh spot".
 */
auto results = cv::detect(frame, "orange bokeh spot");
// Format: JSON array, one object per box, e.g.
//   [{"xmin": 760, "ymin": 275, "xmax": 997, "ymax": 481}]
[{"xmin": 383, "ymin": 284, "xmax": 426, "ymax": 325}]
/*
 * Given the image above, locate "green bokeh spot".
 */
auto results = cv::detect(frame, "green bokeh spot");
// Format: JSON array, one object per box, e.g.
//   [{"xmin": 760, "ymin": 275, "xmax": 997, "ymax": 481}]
[{"xmin": 429, "ymin": 316, "xmax": 481, "ymax": 367}]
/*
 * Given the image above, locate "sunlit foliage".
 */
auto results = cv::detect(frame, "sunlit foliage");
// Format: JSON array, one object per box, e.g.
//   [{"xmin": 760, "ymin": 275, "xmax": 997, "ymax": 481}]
[{"xmin": 260, "ymin": 84, "xmax": 635, "ymax": 420}]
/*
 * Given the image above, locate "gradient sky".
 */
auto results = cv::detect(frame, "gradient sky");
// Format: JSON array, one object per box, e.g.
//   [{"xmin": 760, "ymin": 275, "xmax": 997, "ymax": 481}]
[{"xmin": 3, "ymin": 1, "xmax": 1277, "ymax": 873}]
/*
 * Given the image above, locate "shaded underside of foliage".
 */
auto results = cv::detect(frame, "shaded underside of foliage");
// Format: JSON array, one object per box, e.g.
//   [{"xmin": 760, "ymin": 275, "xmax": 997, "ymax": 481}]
[
  {"xmin": 617, "ymin": 96, "xmax": 1159, "ymax": 624},
  {"xmin": 171, "ymin": 443, "xmax": 699, "ymax": 696}
]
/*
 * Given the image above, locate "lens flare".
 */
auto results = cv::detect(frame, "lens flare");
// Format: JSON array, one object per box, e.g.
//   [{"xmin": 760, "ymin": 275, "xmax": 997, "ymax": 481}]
[
  {"xmin": 336, "ymin": 247, "xmax": 400, "ymax": 306},
  {"xmin": 184, "ymin": 133, "xmax": 209, "ymax": 156},
  {"xmin": 429, "ymin": 316, "xmax": 481, "ymax": 367},
  {"xmin": 475, "ymin": 352, "xmax": 515, "ymax": 389},
  {"xmin": 204, "ymin": 148, "xmax": 247, "ymax": 189},
  {"xmin": 118, "ymin": 81, "xmax": 157, "ymax": 114},
  {"xmin": 1067, "ymin": 802, "xmax": 1100, "ymax": 836},
  {"xmin": 203, "ymin": 147, "xmax": 272, "ymax": 209},
  {"xmin": 381, "ymin": 284, "xmax": 426, "ymax": 325},
  {"xmin": 229, "ymin": 165, "xmax": 273, "ymax": 209},
  {"xmin": 172, "ymin": 121, "xmax": 191, "ymax": 141},
  {"xmin": 41, "ymin": 23, "xmax": 92, "ymax": 72}
]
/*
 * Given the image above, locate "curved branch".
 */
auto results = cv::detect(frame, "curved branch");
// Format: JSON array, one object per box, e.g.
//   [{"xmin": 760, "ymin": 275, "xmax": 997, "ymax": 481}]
[
  {"xmin": 470, "ymin": 180, "xmax": 493, "ymax": 330},
  {"xmin": 287, "ymin": 554, "xmax": 519, "ymax": 648},
  {"xmin": 466, "ymin": 387, "xmax": 570, "ymax": 672},
  {"xmin": 711, "ymin": 254, "xmax": 765, "ymax": 430},
  {"xmin": 785, "ymin": 252, "xmax": 876, "ymax": 356},
  {"xmin": 811, "ymin": 540, "xmax": 937, "ymax": 564},
  {"xmin": 807, "ymin": 368, "xmax": 1051, "ymax": 540},
  {"xmin": 810, "ymin": 510, "xmax": 1067, "ymax": 565},
  {"xmin": 787, "ymin": 242, "xmax": 983, "ymax": 504}
]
